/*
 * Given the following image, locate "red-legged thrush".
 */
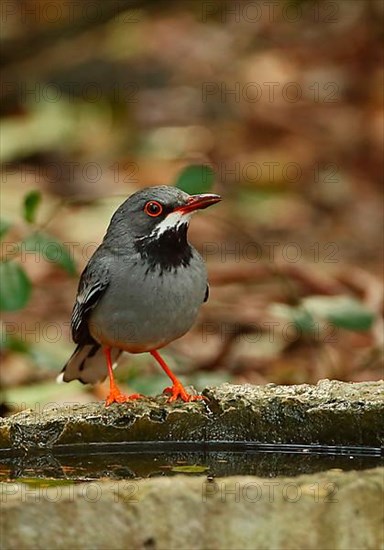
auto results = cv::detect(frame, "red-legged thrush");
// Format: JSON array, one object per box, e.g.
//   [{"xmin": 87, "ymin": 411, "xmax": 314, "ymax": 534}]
[{"xmin": 58, "ymin": 185, "xmax": 221, "ymax": 406}]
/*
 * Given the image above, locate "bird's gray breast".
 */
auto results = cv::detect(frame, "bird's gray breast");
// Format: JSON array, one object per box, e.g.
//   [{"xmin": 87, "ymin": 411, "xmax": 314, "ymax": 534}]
[{"xmin": 89, "ymin": 250, "xmax": 207, "ymax": 352}]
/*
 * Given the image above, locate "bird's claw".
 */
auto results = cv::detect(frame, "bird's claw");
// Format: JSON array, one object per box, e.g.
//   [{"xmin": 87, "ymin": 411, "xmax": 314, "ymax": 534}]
[
  {"xmin": 163, "ymin": 383, "xmax": 206, "ymax": 403},
  {"xmin": 105, "ymin": 389, "xmax": 143, "ymax": 407}
]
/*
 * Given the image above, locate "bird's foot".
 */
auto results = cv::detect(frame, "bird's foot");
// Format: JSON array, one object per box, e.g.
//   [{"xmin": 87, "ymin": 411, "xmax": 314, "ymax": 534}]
[
  {"xmin": 163, "ymin": 382, "xmax": 206, "ymax": 403},
  {"xmin": 105, "ymin": 387, "xmax": 142, "ymax": 407}
]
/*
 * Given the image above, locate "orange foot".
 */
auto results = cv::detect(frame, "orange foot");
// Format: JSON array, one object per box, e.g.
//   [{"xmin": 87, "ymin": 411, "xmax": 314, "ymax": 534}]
[
  {"xmin": 163, "ymin": 382, "xmax": 206, "ymax": 403},
  {"xmin": 105, "ymin": 388, "xmax": 143, "ymax": 407}
]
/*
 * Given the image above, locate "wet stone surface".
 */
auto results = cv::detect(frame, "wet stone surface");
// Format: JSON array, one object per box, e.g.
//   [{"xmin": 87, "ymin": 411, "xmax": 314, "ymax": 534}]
[
  {"xmin": 1, "ymin": 381, "xmax": 383, "ymax": 549},
  {"xmin": 1, "ymin": 468, "xmax": 384, "ymax": 550},
  {"xmin": 1, "ymin": 380, "xmax": 383, "ymax": 451}
]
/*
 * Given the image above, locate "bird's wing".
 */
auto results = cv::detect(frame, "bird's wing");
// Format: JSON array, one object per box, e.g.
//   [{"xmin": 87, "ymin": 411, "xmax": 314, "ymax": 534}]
[{"xmin": 71, "ymin": 260, "xmax": 110, "ymax": 344}]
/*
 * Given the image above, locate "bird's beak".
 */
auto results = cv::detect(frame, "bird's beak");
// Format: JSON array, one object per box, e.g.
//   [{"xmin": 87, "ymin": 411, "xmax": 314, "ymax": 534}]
[{"xmin": 175, "ymin": 193, "xmax": 221, "ymax": 214}]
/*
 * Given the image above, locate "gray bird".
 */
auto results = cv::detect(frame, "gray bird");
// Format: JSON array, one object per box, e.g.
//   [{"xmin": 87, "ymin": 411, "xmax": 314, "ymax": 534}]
[{"xmin": 58, "ymin": 185, "xmax": 221, "ymax": 406}]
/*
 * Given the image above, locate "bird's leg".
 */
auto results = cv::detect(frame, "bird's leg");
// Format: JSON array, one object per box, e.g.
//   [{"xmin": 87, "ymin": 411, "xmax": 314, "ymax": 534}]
[
  {"xmin": 104, "ymin": 347, "xmax": 142, "ymax": 406},
  {"xmin": 150, "ymin": 350, "xmax": 205, "ymax": 402}
]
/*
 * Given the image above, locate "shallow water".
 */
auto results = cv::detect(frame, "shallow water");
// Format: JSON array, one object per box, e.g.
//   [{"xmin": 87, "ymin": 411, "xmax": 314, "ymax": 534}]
[{"xmin": 0, "ymin": 441, "xmax": 382, "ymax": 482}]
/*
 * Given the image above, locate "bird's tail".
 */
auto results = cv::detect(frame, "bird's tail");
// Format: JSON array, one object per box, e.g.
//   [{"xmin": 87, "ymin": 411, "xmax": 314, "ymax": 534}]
[{"xmin": 57, "ymin": 344, "xmax": 121, "ymax": 385}]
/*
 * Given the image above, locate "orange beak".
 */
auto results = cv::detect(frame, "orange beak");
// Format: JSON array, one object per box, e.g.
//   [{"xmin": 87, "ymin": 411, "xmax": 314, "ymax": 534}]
[{"xmin": 175, "ymin": 193, "xmax": 221, "ymax": 214}]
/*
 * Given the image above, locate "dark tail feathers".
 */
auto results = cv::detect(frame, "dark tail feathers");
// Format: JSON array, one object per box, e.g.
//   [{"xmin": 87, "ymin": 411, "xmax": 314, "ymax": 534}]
[{"xmin": 57, "ymin": 344, "xmax": 121, "ymax": 385}]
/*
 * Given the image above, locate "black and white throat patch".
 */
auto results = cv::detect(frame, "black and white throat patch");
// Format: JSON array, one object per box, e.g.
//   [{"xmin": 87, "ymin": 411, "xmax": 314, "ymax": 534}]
[{"xmin": 135, "ymin": 212, "xmax": 193, "ymax": 274}]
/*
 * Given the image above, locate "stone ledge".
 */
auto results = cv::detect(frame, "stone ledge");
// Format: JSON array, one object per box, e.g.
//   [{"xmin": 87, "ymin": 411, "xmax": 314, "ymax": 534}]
[
  {"xmin": 1, "ymin": 380, "xmax": 383, "ymax": 450},
  {"xmin": 1, "ymin": 468, "xmax": 383, "ymax": 550}
]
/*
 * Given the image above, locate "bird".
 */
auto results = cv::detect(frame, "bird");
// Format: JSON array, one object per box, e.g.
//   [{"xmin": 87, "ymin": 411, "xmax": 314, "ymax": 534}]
[{"xmin": 58, "ymin": 185, "xmax": 221, "ymax": 406}]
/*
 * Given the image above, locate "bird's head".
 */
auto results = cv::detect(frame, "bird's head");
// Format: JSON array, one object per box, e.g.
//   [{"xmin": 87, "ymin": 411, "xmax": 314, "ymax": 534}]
[{"xmin": 106, "ymin": 185, "xmax": 221, "ymax": 243}]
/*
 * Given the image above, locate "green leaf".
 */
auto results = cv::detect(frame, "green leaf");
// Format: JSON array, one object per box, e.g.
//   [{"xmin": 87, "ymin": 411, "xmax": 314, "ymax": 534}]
[
  {"xmin": 19, "ymin": 478, "xmax": 75, "ymax": 488},
  {"xmin": 175, "ymin": 164, "xmax": 215, "ymax": 195},
  {"xmin": 0, "ymin": 261, "xmax": 32, "ymax": 311},
  {"xmin": 0, "ymin": 327, "xmax": 30, "ymax": 353},
  {"xmin": 303, "ymin": 296, "xmax": 375, "ymax": 331},
  {"xmin": 271, "ymin": 297, "xmax": 376, "ymax": 333},
  {"xmin": 23, "ymin": 190, "xmax": 42, "ymax": 224},
  {"xmin": 171, "ymin": 465, "xmax": 209, "ymax": 474},
  {"xmin": 23, "ymin": 232, "xmax": 77, "ymax": 276},
  {"xmin": 292, "ymin": 309, "xmax": 317, "ymax": 333},
  {"xmin": 269, "ymin": 303, "xmax": 317, "ymax": 334},
  {"xmin": 0, "ymin": 219, "xmax": 11, "ymax": 240}
]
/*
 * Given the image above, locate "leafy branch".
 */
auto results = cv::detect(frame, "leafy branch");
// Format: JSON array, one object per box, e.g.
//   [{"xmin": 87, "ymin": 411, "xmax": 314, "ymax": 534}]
[{"xmin": 0, "ymin": 191, "xmax": 76, "ymax": 312}]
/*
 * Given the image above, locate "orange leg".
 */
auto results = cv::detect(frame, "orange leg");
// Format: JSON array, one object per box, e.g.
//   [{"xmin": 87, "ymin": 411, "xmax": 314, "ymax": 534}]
[
  {"xmin": 150, "ymin": 350, "xmax": 205, "ymax": 403},
  {"xmin": 104, "ymin": 347, "xmax": 142, "ymax": 407}
]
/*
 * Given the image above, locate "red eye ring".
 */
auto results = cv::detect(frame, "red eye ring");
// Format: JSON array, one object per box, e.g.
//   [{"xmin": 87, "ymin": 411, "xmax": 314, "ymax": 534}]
[{"xmin": 144, "ymin": 200, "xmax": 163, "ymax": 217}]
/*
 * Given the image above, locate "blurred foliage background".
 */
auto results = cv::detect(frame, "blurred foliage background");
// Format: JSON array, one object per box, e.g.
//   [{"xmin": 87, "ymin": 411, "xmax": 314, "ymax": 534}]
[{"xmin": 1, "ymin": 0, "xmax": 383, "ymax": 413}]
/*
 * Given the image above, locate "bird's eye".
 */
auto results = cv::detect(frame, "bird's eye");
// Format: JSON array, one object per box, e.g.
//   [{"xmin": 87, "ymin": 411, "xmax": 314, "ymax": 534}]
[{"xmin": 144, "ymin": 200, "xmax": 163, "ymax": 217}]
